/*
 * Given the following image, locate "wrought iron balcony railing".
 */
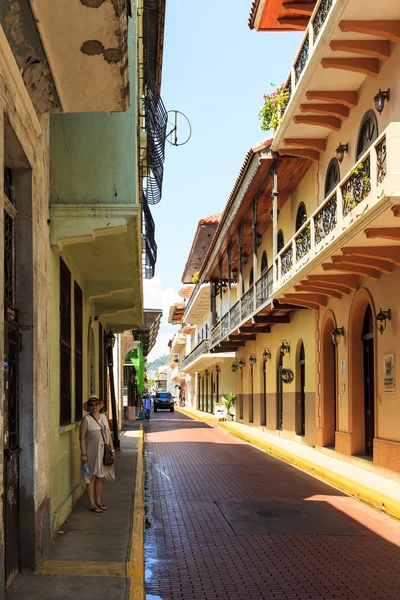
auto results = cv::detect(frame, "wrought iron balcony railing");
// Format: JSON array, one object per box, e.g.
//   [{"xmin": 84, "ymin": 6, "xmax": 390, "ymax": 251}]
[
  {"xmin": 142, "ymin": 194, "xmax": 157, "ymax": 279},
  {"xmin": 280, "ymin": 0, "xmax": 335, "ymax": 123},
  {"xmin": 274, "ymin": 125, "xmax": 393, "ymax": 290},
  {"xmin": 182, "ymin": 338, "xmax": 210, "ymax": 370}
]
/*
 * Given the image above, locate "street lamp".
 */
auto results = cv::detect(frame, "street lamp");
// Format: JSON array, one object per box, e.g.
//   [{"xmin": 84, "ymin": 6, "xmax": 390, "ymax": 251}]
[
  {"xmin": 105, "ymin": 328, "xmax": 119, "ymax": 448},
  {"xmin": 335, "ymin": 143, "xmax": 348, "ymax": 164},
  {"xmin": 374, "ymin": 89, "xmax": 390, "ymax": 114},
  {"xmin": 249, "ymin": 354, "xmax": 257, "ymax": 367},
  {"xmin": 376, "ymin": 308, "xmax": 391, "ymax": 334},
  {"xmin": 331, "ymin": 326, "xmax": 344, "ymax": 346}
]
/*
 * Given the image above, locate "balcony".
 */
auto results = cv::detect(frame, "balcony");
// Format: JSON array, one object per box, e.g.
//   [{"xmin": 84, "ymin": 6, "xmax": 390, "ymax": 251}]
[
  {"xmin": 182, "ymin": 338, "xmax": 235, "ymax": 373},
  {"xmin": 274, "ymin": 123, "xmax": 399, "ymax": 294},
  {"xmin": 211, "ymin": 266, "xmax": 273, "ymax": 347},
  {"xmin": 183, "ymin": 282, "xmax": 211, "ymax": 325}
]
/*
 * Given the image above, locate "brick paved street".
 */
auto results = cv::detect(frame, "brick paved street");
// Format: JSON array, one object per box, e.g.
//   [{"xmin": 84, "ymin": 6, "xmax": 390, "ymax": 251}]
[{"xmin": 144, "ymin": 412, "xmax": 400, "ymax": 600}]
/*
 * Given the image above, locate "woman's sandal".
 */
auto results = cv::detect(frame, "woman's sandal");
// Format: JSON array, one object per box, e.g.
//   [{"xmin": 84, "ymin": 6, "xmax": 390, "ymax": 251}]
[
  {"xmin": 89, "ymin": 506, "xmax": 103, "ymax": 513},
  {"xmin": 97, "ymin": 504, "xmax": 107, "ymax": 511}
]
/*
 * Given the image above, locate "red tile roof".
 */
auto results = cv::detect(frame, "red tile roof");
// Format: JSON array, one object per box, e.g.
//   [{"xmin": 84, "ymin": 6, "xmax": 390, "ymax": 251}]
[
  {"xmin": 199, "ymin": 213, "xmax": 222, "ymax": 225},
  {"xmin": 248, "ymin": 0, "xmax": 261, "ymax": 30}
]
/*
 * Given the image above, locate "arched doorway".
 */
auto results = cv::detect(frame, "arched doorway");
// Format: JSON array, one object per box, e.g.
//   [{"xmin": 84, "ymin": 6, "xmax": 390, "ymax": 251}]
[
  {"xmin": 276, "ymin": 351, "xmax": 283, "ymax": 430},
  {"xmin": 321, "ymin": 312, "xmax": 337, "ymax": 447},
  {"xmin": 362, "ymin": 306, "xmax": 375, "ymax": 456},
  {"xmin": 297, "ymin": 342, "xmax": 306, "ymax": 437},
  {"xmin": 349, "ymin": 290, "xmax": 376, "ymax": 456}
]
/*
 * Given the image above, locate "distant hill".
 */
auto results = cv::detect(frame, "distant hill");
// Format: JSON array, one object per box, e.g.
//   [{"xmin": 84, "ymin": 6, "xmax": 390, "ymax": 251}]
[{"xmin": 147, "ymin": 354, "xmax": 169, "ymax": 370}]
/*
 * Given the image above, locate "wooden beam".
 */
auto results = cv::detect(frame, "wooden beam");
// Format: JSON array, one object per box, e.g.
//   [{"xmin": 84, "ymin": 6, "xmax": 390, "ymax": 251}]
[
  {"xmin": 213, "ymin": 346, "xmax": 237, "ymax": 353},
  {"xmin": 331, "ymin": 254, "xmax": 393, "ymax": 274},
  {"xmin": 294, "ymin": 285, "xmax": 342, "ymax": 299},
  {"xmin": 307, "ymin": 274, "xmax": 359, "ymax": 289},
  {"xmin": 228, "ymin": 334, "xmax": 257, "ymax": 342},
  {"xmin": 278, "ymin": 148, "xmax": 320, "ymax": 161},
  {"xmin": 273, "ymin": 301, "xmax": 308, "ymax": 310},
  {"xmin": 322, "ymin": 262, "xmax": 380, "ymax": 280},
  {"xmin": 282, "ymin": 296, "xmax": 319, "ymax": 311},
  {"xmin": 339, "ymin": 20, "xmax": 400, "ymax": 44},
  {"xmin": 277, "ymin": 17, "xmax": 308, "ymax": 30},
  {"xmin": 321, "ymin": 57, "xmax": 380, "ymax": 77},
  {"xmin": 252, "ymin": 315, "xmax": 290, "ymax": 324},
  {"xmin": 301, "ymin": 280, "xmax": 351, "ymax": 294},
  {"xmin": 330, "ymin": 39, "xmax": 391, "ymax": 60},
  {"xmin": 293, "ymin": 115, "xmax": 341, "ymax": 131},
  {"xmin": 365, "ymin": 227, "xmax": 400, "ymax": 241},
  {"xmin": 238, "ymin": 325, "xmax": 271, "ymax": 334},
  {"xmin": 283, "ymin": 138, "xmax": 326, "ymax": 152},
  {"xmin": 220, "ymin": 340, "xmax": 245, "ymax": 347},
  {"xmin": 306, "ymin": 90, "xmax": 358, "ymax": 108},
  {"xmin": 282, "ymin": 1, "xmax": 316, "ymax": 15},
  {"xmin": 391, "ymin": 205, "xmax": 400, "ymax": 217},
  {"xmin": 341, "ymin": 246, "xmax": 400, "ymax": 265},
  {"xmin": 300, "ymin": 103, "xmax": 350, "ymax": 120},
  {"xmin": 284, "ymin": 293, "xmax": 328, "ymax": 306}
]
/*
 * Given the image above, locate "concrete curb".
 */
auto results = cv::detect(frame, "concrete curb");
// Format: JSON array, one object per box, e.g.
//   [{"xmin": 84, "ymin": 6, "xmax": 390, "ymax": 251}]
[
  {"xmin": 176, "ymin": 406, "xmax": 219, "ymax": 422},
  {"xmin": 219, "ymin": 422, "xmax": 400, "ymax": 521},
  {"xmin": 127, "ymin": 424, "xmax": 145, "ymax": 600}
]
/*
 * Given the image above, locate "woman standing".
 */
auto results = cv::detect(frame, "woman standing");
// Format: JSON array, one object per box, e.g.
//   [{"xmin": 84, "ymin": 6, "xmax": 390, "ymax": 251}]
[{"xmin": 80, "ymin": 395, "xmax": 115, "ymax": 513}]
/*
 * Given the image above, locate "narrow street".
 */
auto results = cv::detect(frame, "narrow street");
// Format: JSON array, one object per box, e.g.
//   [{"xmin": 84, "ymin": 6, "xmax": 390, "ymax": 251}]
[{"xmin": 144, "ymin": 412, "xmax": 400, "ymax": 600}]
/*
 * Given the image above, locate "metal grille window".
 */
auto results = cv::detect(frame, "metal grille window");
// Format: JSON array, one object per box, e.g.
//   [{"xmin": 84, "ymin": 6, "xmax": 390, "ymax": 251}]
[
  {"xmin": 74, "ymin": 282, "xmax": 83, "ymax": 421},
  {"xmin": 60, "ymin": 259, "xmax": 72, "ymax": 425}
]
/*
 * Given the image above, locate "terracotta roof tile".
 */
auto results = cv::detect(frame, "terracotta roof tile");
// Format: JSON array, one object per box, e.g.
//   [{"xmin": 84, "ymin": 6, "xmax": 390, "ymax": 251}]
[
  {"xmin": 199, "ymin": 213, "xmax": 222, "ymax": 225},
  {"xmin": 248, "ymin": 0, "xmax": 261, "ymax": 30}
]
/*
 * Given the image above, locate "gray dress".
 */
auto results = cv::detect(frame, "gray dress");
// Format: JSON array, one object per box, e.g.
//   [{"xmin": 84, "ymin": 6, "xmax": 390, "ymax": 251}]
[{"xmin": 81, "ymin": 413, "xmax": 115, "ymax": 484}]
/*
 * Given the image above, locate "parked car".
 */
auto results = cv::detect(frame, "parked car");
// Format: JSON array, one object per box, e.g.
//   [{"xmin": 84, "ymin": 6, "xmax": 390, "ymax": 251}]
[{"xmin": 154, "ymin": 392, "xmax": 174, "ymax": 412}]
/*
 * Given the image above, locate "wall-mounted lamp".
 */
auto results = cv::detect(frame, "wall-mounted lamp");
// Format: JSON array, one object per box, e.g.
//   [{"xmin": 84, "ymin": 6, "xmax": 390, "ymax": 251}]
[
  {"xmin": 105, "ymin": 328, "xmax": 116, "ymax": 349},
  {"xmin": 256, "ymin": 232, "xmax": 262, "ymax": 248},
  {"xmin": 335, "ymin": 143, "xmax": 348, "ymax": 164},
  {"xmin": 231, "ymin": 362, "xmax": 238, "ymax": 373},
  {"xmin": 374, "ymin": 89, "xmax": 390, "ymax": 114},
  {"xmin": 216, "ymin": 364, "xmax": 221, "ymax": 373},
  {"xmin": 205, "ymin": 369, "xmax": 209, "ymax": 377},
  {"xmin": 238, "ymin": 358, "xmax": 246, "ymax": 369},
  {"xmin": 270, "ymin": 209, "xmax": 280, "ymax": 220},
  {"xmin": 331, "ymin": 326, "xmax": 344, "ymax": 346},
  {"xmin": 376, "ymin": 308, "xmax": 391, "ymax": 334},
  {"xmin": 232, "ymin": 266, "xmax": 238, "ymax": 283},
  {"xmin": 249, "ymin": 354, "xmax": 257, "ymax": 367},
  {"xmin": 222, "ymin": 282, "xmax": 228, "ymax": 294},
  {"xmin": 242, "ymin": 251, "xmax": 249, "ymax": 266},
  {"xmin": 280, "ymin": 339, "xmax": 290, "ymax": 357},
  {"xmin": 262, "ymin": 348, "xmax": 271, "ymax": 362}
]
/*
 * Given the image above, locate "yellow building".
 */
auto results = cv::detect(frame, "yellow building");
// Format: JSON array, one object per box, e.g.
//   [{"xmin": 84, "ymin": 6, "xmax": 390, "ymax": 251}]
[{"xmin": 175, "ymin": 0, "xmax": 400, "ymax": 479}]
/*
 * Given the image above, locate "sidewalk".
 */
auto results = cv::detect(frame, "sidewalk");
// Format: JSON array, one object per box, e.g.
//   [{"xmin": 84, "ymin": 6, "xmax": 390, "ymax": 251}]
[
  {"xmin": 6, "ymin": 424, "xmax": 144, "ymax": 600},
  {"xmin": 176, "ymin": 407, "xmax": 400, "ymax": 520}
]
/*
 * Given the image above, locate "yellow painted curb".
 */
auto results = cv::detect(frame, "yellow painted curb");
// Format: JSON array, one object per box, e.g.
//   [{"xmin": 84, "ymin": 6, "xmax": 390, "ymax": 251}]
[
  {"xmin": 37, "ymin": 560, "xmax": 125, "ymax": 578},
  {"xmin": 220, "ymin": 422, "xmax": 400, "ymax": 521},
  {"xmin": 127, "ymin": 424, "xmax": 145, "ymax": 600},
  {"xmin": 176, "ymin": 407, "xmax": 220, "ymax": 422}
]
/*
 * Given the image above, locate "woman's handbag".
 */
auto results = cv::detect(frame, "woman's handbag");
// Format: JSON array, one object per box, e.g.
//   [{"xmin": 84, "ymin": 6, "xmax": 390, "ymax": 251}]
[{"xmin": 90, "ymin": 414, "xmax": 114, "ymax": 466}]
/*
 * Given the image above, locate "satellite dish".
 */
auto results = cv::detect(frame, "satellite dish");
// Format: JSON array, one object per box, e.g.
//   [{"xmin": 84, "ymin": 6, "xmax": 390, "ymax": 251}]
[{"xmin": 166, "ymin": 110, "xmax": 192, "ymax": 146}]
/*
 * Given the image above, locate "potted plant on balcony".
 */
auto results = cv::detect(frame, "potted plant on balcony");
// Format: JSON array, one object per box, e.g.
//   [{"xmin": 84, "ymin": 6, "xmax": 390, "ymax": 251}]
[
  {"xmin": 221, "ymin": 393, "xmax": 236, "ymax": 421},
  {"xmin": 258, "ymin": 83, "xmax": 291, "ymax": 132},
  {"xmin": 192, "ymin": 271, "xmax": 200, "ymax": 283}
]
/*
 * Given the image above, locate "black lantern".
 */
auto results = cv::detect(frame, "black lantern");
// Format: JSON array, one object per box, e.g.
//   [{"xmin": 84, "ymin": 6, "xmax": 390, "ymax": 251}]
[
  {"xmin": 205, "ymin": 369, "xmax": 209, "ymax": 377},
  {"xmin": 249, "ymin": 354, "xmax": 257, "ymax": 367},
  {"xmin": 105, "ymin": 328, "xmax": 116, "ymax": 349},
  {"xmin": 335, "ymin": 143, "xmax": 348, "ymax": 164},
  {"xmin": 238, "ymin": 358, "xmax": 246, "ymax": 369},
  {"xmin": 376, "ymin": 308, "xmax": 391, "ymax": 334},
  {"xmin": 256, "ymin": 232, "xmax": 262, "ymax": 248},
  {"xmin": 232, "ymin": 266, "xmax": 238, "ymax": 282},
  {"xmin": 216, "ymin": 364, "xmax": 221, "ymax": 373},
  {"xmin": 231, "ymin": 362, "xmax": 238, "ymax": 373},
  {"xmin": 280, "ymin": 339, "xmax": 290, "ymax": 356},
  {"xmin": 331, "ymin": 326, "xmax": 344, "ymax": 346},
  {"xmin": 374, "ymin": 89, "xmax": 390, "ymax": 114},
  {"xmin": 262, "ymin": 348, "xmax": 271, "ymax": 362},
  {"xmin": 242, "ymin": 251, "xmax": 249, "ymax": 266},
  {"xmin": 222, "ymin": 282, "xmax": 228, "ymax": 294}
]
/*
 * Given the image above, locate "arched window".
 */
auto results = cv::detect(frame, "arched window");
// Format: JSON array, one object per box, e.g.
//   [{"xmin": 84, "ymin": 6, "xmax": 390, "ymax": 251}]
[
  {"xmin": 357, "ymin": 110, "xmax": 378, "ymax": 160},
  {"xmin": 277, "ymin": 230, "xmax": 284, "ymax": 253},
  {"xmin": 261, "ymin": 250, "xmax": 268, "ymax": 274},
  {"xmin": 295, "ymin": 203, "xmax": 307, "ymax": 232},
  {"xmin": 249, "ymin": 267, "xmax": 254, "ymax": 288},
  {"xmin": 325, "ymin": 158, "xmax": 340, "ymax": 198}
]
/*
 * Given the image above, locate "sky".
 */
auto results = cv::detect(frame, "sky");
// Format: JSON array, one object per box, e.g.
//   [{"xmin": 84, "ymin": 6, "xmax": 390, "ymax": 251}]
[{"xmin": 144, "ymin": 0, "xmax": 302, "ymax": 361}]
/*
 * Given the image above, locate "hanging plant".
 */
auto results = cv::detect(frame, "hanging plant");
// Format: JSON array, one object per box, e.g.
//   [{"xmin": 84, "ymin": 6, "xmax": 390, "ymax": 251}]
[{"xmin": 258, "ymin": 83, "xmax": 291, "ymax": 132}]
